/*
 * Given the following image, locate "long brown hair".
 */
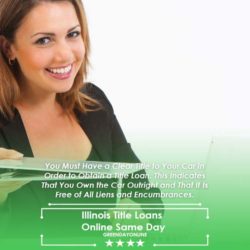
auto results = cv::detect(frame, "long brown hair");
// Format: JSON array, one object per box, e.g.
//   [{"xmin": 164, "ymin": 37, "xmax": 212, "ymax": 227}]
[{"xmin": 0, "ymin": 0, "xmax": 99, "ymax": 120}]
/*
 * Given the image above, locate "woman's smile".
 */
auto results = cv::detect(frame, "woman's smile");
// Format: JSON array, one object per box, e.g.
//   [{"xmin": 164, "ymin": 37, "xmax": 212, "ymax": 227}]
[{"xmin": 45, "ymin": 64, "xmax": 73, "ymax": 80}]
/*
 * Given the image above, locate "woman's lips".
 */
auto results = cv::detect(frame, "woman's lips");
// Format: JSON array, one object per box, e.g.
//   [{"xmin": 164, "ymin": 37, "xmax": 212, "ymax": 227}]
[{"xmin": 45, "ymin": 64, "xmax": 73, "ymax": 80}]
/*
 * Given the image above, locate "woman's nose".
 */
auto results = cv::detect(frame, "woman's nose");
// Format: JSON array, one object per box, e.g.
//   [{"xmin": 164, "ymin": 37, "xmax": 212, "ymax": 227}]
[{"xmin": 53, "ymin": 41, "xmax": 74, "ymax": 63}]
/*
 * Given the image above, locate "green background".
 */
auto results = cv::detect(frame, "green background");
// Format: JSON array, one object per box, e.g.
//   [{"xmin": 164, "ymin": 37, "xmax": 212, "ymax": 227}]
[{"xmin": 1, "ymin": 135, "xmax": 249, "ymax": 249}]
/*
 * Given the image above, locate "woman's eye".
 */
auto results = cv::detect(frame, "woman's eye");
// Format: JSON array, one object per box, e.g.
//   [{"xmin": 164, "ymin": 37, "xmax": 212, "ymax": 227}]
[
  {"xmin": 67, "ymin": 31, "xmax": 81, "ymax": 38},
  {"xmin": 35, "ymin": 37, "xmax": 51, "ymax": 45}
]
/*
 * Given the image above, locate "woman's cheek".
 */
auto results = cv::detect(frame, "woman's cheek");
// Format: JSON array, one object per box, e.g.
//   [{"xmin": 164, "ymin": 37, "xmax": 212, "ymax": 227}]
[
  {"xmin": 31, "ymin": 49, "xmax": 54, "ymax": 67},
  {"xmin": 19, "ymin": 48, "xmax": 52, "ymax": 70},
  {"xmin": 74, "ymin": 42, "xmax": 85, "ymax": 61}
]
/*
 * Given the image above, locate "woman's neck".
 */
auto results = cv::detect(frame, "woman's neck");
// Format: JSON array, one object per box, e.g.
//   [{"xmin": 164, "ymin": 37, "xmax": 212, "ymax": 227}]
[
  {"xmin": 15, "ymin": 81, "xmax": 64, "ymax": 115},
  {"xmin": 15, "ymin": 93, "xmax": 65, "ymax": 119}
]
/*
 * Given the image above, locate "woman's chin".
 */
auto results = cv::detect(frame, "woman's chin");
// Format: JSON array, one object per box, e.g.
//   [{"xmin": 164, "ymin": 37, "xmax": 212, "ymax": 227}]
[{"xmin": 55, "ymin": 84, "xmax": 74, "ymax": 94}]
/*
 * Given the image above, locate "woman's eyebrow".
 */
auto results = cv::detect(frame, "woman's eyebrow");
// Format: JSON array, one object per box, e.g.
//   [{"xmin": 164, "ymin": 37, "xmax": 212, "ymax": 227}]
[{"xmin": 31, "ymin": 24, "xmax": 80, "ymax": 38}]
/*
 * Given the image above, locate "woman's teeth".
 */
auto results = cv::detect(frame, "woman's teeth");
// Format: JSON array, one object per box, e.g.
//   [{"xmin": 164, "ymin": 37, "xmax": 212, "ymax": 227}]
[{"xmin": 47, "ymin": 65, "xmax": 72, "ymax": 74}]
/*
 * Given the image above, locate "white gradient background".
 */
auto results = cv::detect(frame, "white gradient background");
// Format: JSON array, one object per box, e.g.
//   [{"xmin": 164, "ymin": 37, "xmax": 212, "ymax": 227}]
[{"xmin": 83, "ymin": 0, "xmax": 250, "ymax": 160}]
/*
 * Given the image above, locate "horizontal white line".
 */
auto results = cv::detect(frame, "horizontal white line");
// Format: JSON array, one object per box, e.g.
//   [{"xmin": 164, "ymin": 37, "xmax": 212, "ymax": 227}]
[
  {"xmin": 48, "ymin": 203, "xmax": 201, "ymax": 206},
  {"xmin": 154, "ymin": 244, "xmax": 208, "ymax": 247},
  {"xmin": 43, "ymin": 207, "xmax": 208, "ymax": 210},
  {"xmin": 41, "ymin": 244, "xmax": 96, "ymax": 247}
]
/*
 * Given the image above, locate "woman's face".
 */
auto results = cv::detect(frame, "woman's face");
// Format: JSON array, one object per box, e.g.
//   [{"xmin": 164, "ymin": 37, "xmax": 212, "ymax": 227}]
[{"xmin": 10, "ymin": 1, "xmax": 85, "ymax": 97}]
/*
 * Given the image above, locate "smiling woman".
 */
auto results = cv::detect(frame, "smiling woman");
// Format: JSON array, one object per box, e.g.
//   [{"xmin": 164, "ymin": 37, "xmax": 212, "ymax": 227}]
[
  {"xmin": 12, "ymin": 3, "xmax": 85, "ymax": 94},
  {"xmin": 0, "ymin": 0, "xmax": 163, "ymax": 245},
  {"xmin": 0, "ymin": 1, "xmax": 97, "ymax": 160},
  {"xmin": 0, "ymin": 0, "xmax": 94, "ymax": 118}
]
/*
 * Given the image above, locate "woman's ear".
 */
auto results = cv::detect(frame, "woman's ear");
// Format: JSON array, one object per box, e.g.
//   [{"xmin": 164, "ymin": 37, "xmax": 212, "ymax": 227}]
[{"xmin": 0, "ymin": 35, "xmax": 15, "ymax": 60}]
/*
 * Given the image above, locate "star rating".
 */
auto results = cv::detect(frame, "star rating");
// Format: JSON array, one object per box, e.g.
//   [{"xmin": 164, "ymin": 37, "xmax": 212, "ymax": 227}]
[
  {"xmin": 106, "ymin": 239, "xmax": 113, "ymax": 247},
  {"xmin": 105, "ymin": 239, "xmax": 144, "ymax": 247},
  {"xmin": 137, "ymin": 239, "xmax": 144, "ymax": 247},
  {"xmin": 116, "ymin": 240, "xmax": 124, "ymax": 247},
  {"xmin": 127, "ymin": 239, "xmax": 134, "ymax": 247}
]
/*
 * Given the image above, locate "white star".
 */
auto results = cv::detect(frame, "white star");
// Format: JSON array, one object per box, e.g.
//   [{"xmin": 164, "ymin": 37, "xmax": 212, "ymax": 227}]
[
  {"xmin": 106, "ymin": 239, "xmax": 113, "ymax": 247},
  {"xmin": 116, "ymin": 239, "xmax": 124, "ymax": 247},
  {"xmin": 137, "ymin": 239, "xmax": 144, "ymax": 247},
  {"xmin": 127, "ymin": 239, "xmax": 134, "ymax": 247}
]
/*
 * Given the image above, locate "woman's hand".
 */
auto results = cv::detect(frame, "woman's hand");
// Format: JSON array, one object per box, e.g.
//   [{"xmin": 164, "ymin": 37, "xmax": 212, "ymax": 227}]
[
  {"xmin": 0, "ymin": 148, "xmax": 26, "ymax": 204},
  {"xmin": 0, "ymin": 148, "xmax": 23, "ymax": 160}
]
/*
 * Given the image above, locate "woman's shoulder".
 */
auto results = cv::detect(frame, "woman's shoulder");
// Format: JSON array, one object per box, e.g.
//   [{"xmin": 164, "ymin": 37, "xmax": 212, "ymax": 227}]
[{"xmin": 81, "ymin": 82, "xmax": 114, "ymax": 113}]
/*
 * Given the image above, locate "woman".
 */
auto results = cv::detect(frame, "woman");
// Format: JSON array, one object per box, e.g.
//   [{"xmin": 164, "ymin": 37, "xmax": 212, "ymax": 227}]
[
  {"xmin": 0, "ymin": 0, "xmax": 141, "ymax": 202},
  {"xmin": 0, "ymin": 0, "xmax": 163, "ymax": 244}
]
